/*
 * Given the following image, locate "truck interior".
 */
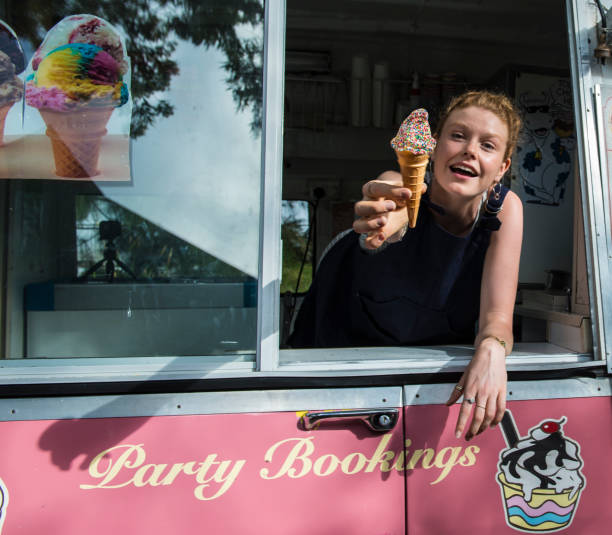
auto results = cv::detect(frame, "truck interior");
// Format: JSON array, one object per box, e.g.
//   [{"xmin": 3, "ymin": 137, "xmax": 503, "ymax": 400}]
[{"xmin": 280, "ymin": 0, "xmax": 591, "ymax": 356}]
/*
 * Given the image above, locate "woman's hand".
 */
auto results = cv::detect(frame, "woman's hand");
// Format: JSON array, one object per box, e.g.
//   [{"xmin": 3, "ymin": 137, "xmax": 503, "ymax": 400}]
[
  {"xmin": 353, "ymin": 171, "xmax": 426, "ymax": 249},
  {"xmin": 446, "ymin": 190, "xmax": 522, "ymax": 440},
  {"xmin": 445, "ymin": 337, "xmax": 507, "ymax": 440}
]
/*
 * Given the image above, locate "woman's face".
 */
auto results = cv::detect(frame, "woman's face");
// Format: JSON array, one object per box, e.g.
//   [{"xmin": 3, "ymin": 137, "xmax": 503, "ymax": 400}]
[{"xmin": 432, "ymin": 106, "xmax": 511, "ymax": 200}]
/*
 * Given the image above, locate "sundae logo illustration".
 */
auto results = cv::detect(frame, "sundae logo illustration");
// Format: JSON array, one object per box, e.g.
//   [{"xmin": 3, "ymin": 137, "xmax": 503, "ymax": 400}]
[
  {"xmin": 0, "ymin": 476, "xmax": 8, "ymax": 533},
  {"xmin": 496, "ymin": 411, "xmax": 585, "ymax": 533}
]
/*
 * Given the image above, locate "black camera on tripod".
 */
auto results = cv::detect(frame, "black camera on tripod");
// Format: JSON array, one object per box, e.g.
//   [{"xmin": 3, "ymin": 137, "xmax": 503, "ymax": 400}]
[
  {"xmin": 79, "ymin": 220, "xmax": 137, "ymax": 282},
  {"xmin": 99, "ymin": 220, "xmax": 122, "ymax": 242}
]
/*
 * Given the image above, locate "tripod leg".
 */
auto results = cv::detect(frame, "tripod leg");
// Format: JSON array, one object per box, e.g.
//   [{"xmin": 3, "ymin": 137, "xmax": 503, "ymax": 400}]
[
  {"xmin": 78, "ymin": 259, "xmax": 106, "ymax": 281},
  {"xmin": 115, "ymin": 258, "xmax": 138, "ymax": 280}
]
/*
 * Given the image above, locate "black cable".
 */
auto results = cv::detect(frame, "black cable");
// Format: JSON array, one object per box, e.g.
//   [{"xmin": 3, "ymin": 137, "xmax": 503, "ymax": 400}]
[
  {"xmin": 294, "ymin": 198, "xmax": 317, "ymax": 299},
  {"xmin": 285, "ymin": 198, "xmax": 317, "ymax": 330},
  {"xmin": 595, "ymin": 0, "xmax": 608, "ymax": 28}
]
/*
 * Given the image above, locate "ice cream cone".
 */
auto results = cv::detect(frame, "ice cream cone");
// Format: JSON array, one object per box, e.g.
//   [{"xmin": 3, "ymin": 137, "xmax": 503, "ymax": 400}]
[
  {"xmin": 497, "ymin": 473, "xmax": 582, "ymax": 532},
  {"xmin": 0, "ymin": 103, "xmax": 14, "ymax": 146},
  {"xmin": 396, "ymin": 151, "xmax": 429, "ymax": 228},
  {"xmin": 40, "ymin": 107, "xmax": 113, "ymax": 178}
]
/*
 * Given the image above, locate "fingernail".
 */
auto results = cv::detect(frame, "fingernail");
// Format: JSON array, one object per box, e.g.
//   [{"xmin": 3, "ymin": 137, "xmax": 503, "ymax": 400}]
[
  {"xmin": 465, "ymin": 434, "xmax": 472, "ymax": 441},
  {"xmin": 377, "ymin": 218, "xmax": 385, "ymax": 227},
  {"xmin": 400, "ymin": 191, "xmax": 411, "ymax": 199},
  {"xmin": 455, "ymin": 431, "xmax": 461, "ymax": 439},
  {"xmin": 384, "ymin": 201, "xmax": 395, "ymax": 210},
  {"xmin": 378, "ymin": 233, "xmax": 385, "ymax": 241}
]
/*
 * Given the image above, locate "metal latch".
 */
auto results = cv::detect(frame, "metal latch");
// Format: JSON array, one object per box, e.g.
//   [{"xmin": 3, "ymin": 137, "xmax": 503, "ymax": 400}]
[{"xmin": 302, "ymin": 408, "xmax": 399, "ymax": 432}]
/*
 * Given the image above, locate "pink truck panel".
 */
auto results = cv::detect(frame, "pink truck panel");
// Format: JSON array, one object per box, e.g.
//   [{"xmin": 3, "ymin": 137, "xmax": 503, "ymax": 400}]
[
  {"xmin": 0, "ymin": 410, "xmax": 405, "ymax": 535},
  {"xmin": 405, "ymin": 397, "xmax": 606, "ymax": 534}
]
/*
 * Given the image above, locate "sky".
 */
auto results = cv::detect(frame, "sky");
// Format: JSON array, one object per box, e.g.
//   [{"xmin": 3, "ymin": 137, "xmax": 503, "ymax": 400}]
[{"xmin": 98, "ymin": 40, "xmax": 263, "ymax": 278}]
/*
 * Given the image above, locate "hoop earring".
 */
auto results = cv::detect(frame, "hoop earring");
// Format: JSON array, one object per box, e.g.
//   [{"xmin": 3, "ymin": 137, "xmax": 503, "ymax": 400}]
[{"xmin": 492, "ymin": 181, "xmax": 502, "ymax": 200}]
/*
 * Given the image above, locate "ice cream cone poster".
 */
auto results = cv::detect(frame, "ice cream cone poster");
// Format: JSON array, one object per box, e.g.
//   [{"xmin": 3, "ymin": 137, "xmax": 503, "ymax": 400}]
[
  {"xmin": 0, "ymin": 19, "xmax": 25, "ymax": 147},
  {"xmin": 2, "ymin": 14, "xmax": 132, "ymax": 181},
  {"xmin": 497, "ymin": 411, "xmax": 585, "ymax": 533},
  {"xmin": 390, "ymin": 109, "xmax": 436, "ymax": 228}
]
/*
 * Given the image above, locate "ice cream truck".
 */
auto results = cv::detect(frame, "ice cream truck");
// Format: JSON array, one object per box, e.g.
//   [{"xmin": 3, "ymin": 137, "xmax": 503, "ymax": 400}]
[{"xmin": 0, "ymin": 0, "xmax": 611, "ymax": 533}]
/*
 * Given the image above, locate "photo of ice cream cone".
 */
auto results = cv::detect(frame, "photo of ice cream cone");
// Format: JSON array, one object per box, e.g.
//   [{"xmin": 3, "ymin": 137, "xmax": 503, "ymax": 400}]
[
  {"xmin": 40, "ymin": 107, "xmax": 113, "ymax": 178},
  {"xmin": 0, "ymin": 20, "xmax": 25, "ymax": 146},
  {"xmin": 0, "ymin": 102, "xmax": 13, "ymax": 145},
  {"xmin": 25, "ymin": 15, "xmax": 130, "ymax": 178},
  {"xmin": 390, "ymin": 109, "xmax": 435, "ymax": 228},
  {"xmin": 497, "ymin": 411, "xmax": 585, "ymax": 533}
]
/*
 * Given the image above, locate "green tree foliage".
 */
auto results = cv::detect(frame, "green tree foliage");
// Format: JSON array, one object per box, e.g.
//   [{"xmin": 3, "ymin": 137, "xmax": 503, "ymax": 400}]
[
  {"xmin": 76, "ymin": 196, "xmax": 248, "ymax": 281},
  {"xmin": 281, "ymin": 201, "xmax": 312, "ymax": 293},
  {"xmin": 8, "ymin": 0, "xmax": 263, "ymax": 137}
]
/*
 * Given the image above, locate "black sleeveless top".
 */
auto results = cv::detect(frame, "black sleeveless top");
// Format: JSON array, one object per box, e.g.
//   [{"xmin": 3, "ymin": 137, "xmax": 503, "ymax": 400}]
[{"xmin": 289, "ymin": 186, "xmax": 509, "ymax": 348}]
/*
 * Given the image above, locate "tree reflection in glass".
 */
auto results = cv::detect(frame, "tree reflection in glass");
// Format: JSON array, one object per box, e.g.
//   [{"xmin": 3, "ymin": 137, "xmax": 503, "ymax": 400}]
[{"xmin": 9, "ymin": 0, "xmax": 264, "ymax": 137}]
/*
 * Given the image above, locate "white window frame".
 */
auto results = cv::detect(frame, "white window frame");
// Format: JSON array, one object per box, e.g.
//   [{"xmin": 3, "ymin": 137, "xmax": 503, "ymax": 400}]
[
  {"xmin": 256, "ymin": 0, "xmax": 285, "ymax": 372},
  {"xmin": 567, "ymin": 0, "xmax": 612, "ymax": 370}
]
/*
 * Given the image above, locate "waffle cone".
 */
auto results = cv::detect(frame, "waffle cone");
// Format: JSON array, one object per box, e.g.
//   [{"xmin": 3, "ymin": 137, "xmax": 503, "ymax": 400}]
[
  {"xmin": 395, "ymin": 151, "xmax": 429, "ymax": 228},
  {"xmin": 0, "ymin": 103, "xmax": 14, "ymax": 146},
  {"xmin": 40, "ymin": 108, "xmax": 114, "ymax": 178}
]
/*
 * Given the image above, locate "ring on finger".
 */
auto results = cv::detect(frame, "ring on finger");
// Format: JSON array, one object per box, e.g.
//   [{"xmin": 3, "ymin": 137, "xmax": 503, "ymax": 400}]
[
  {"xmin": 464, "ymin": 397, "xmax": 476, "ymax": 404},
  {"xmin": 454, "ymin": 384, "xmax": 464, "ymax": 392}
]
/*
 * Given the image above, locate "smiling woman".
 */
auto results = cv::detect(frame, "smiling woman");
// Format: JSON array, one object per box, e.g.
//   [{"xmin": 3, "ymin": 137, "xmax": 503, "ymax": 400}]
[{"xmin": 290, "ymin": 90, "xmax": 523, "ymax": 441}]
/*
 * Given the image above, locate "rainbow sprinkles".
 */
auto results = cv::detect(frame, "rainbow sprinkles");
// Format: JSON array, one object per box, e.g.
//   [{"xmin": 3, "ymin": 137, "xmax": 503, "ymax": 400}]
[{"xmin": 390, "ymin": 108, "xmax": 436, "ymax": 155}]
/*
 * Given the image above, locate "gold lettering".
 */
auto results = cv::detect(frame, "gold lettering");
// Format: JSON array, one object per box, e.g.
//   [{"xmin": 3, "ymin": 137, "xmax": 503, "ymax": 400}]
[
  {"xmin": 194, "ymin": 455, "xmax": 219, "ymax": 484},
  {"xmin": 341, "ymin": 452, "xmax": 367, "ymax": 475},
  {"xmin": 260, "ymin": 437, "xmax": 314, "ymax": 480},
  {"xmin": 400, "ymin": 437, "xmax": 413, "ymax": 471},
  {"xmin": 81, "ymin": 445, "xmax": 244, "ymax": 500},
  {"xmin": 133, "ymin": 463, "xmax": 168, "ymax": 487},
  {"xmin": 313, "ymin": 454, "xmax": 339, "ymax": 476},
  {"xmin": 421, "ymin": 448, "xmax": 436, "ymax": 469},
  {"xmin": 404, "ymin": 438, "xmax": 481, "ymax": 484},
  {"xmin": 80, "ymin": 444, "xmax": 146, "ymax": 489},
  {"xmin": 160, "ymin": 462, "xmax": 198, "ymax": 485},
  {"xmin": 430, "ymin": 447, "xmax": 462, "ymax": 485},
  {"xmin": 458, "ymin": 445, "xmax": 479, "ymax": 466},
  {"xmin": 194, "ymin": 459, "xmax": 246, "ymax": 500},
  {"xmin": 406, "ymin": 448, "xmax": 435, "ymax": 470},
  {"xmin": 364, "ymin": 434, "xmax": 395, "ymax": 473},
  {"xmin": 392, "ymin": 450, "xmax": 406, "ymax": 472}
]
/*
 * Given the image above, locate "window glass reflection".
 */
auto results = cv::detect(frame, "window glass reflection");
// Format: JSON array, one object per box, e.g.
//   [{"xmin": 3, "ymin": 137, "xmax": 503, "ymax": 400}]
[{"xmin": 1, "ymin": 1, "xmax": 264, "ymax": 359}]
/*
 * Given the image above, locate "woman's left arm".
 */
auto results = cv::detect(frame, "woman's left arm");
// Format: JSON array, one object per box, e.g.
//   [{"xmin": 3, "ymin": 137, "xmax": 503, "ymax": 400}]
[{"xmin": 446, "ymin": 190, "xmax": 523, "ymax": 440}]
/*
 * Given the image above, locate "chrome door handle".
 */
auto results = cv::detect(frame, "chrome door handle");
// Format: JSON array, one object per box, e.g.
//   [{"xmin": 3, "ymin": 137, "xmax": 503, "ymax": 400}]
[{"xmin": 302, "ymin": 408, "xmax": 399, "ymax": 432}]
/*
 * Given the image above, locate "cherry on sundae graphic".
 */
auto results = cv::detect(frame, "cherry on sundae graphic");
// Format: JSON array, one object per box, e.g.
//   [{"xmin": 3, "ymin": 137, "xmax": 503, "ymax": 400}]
[
  {"xmin": 0, "ymin": 476, "xmax": 7, "ymax": 533},
  {"xmin": 496, "ymin": 411, "xmax": 585, "ymax": 533}
]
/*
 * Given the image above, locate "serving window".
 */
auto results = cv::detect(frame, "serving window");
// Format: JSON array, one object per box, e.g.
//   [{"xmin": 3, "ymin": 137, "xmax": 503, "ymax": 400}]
[{"xmin": 279, "ymin": 0, "xmax": 602, "ymax": 366}]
